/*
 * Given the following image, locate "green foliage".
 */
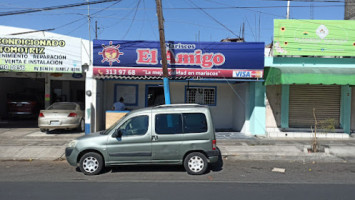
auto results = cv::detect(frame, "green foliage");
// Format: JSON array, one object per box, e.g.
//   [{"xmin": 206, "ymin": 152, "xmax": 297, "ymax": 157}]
[{"xmin": 318, "ymin": 118, "xmax": 336, "ymax": 133}]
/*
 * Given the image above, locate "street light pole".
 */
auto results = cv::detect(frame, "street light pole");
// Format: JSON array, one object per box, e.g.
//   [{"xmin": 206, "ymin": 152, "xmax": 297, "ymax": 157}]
[{"xmin": 155, "ymin": 0, "xmax": 171, "ymax": 105}]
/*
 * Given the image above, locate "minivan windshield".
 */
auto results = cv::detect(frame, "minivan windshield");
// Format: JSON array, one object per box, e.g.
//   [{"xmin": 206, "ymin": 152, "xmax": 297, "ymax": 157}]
[{"xmin": 100, "ymin": 114, "xmax": 128, "ymax": 135}]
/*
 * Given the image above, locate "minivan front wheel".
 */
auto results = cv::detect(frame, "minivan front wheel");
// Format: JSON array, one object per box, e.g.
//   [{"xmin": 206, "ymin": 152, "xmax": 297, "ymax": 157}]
[
  {"xmin": 184, "ymin": 152, "xmax": 208, "ymax": 175},
  {"xmin": 79, "ymin": 152, "xmax": 103, "ymax": 175}
]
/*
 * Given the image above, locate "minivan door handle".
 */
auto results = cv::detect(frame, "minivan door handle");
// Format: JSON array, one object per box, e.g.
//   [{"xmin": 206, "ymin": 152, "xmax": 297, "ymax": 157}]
[{"xmin": 151, "ymin": 135, "xmax": 158, "ymax": 141}]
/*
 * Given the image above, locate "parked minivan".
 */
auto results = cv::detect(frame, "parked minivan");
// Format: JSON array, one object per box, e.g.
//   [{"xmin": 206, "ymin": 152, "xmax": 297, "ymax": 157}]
[{"xmin": 65, "ymin": 104, "xmax": 219, "ymax": 175}]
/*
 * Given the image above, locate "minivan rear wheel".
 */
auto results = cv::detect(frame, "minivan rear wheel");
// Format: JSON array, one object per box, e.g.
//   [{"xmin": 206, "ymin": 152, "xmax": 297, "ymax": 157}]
[
  {"xmin": 79, "ymin": 152, "xmax": 103, "ymax": 175},
  {"xmin": 184, "ymin": 152, "xmax": 208, "ymax": 175}
]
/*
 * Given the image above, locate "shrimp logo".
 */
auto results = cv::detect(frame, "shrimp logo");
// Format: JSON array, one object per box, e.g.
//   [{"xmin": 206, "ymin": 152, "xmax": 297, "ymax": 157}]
[{"xmin": 98, "ymin": 41, "xmax": 124, "ymax": 66}]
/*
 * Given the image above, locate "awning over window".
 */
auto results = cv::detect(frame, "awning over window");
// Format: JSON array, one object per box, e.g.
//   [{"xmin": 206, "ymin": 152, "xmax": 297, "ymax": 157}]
[{"xmin": 264, "ymin": 67, "xmax": 355, "ymax": 85}]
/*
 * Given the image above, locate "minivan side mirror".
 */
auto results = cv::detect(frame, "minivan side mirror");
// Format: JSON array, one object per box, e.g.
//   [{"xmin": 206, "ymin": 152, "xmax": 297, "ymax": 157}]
[{"xmin": 112, "ymin": 129, "xmax": 123, "ymax": 138}]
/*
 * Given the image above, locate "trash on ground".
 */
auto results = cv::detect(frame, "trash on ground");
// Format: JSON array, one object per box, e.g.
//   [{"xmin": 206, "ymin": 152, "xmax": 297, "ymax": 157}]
[{"xmin": 272, "ymin": 168, "xmax": 286, "ymax": 173}]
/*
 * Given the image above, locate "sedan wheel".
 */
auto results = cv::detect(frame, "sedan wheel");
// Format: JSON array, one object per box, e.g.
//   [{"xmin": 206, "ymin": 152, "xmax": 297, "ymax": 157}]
[
  {"xmin": 40, "ymin": 129, "xmax": 47, "ymax": 133},
  {"xmin": 79, "ymin": 152, "xmax": 103, "ymax": 175},
  {"xmin": 78, "ymin": 119, "xmax": 85, "ymax": 132},
  {"xmin": 184, "ymin": 152, "xmax": 208, "ymax": 175}
]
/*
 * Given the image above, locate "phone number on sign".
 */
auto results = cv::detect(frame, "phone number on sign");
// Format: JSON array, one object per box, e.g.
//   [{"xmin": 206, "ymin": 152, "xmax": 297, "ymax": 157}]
[
  {"xmin": 104, "ymin": 69, "xmax": 136, "ymax": 75},
  {"xmin": 0, "ymin": 64, "xmax": 25, "ymax": 71}
]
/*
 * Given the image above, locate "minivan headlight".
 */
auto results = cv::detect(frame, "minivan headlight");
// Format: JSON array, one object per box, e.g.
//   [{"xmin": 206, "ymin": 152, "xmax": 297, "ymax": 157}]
[{"xmin": 67, "ymin": 140, "xmax": 77, "ymax": 148}]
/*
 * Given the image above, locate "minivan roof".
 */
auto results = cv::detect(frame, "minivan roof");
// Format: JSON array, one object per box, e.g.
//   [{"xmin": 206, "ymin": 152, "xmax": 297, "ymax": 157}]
[{"xmin": 127, "ymin": 104, "xmax": 208, "ymax": 115}]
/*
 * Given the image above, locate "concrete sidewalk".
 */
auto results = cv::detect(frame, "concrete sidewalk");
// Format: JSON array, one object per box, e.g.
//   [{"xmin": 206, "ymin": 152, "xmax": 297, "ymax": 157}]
[
  {"xmin": 1, "ymin": 127, "xmax": 355, "ymax": 163},
  {"xmin": 217, "ymin": 133, "xmax": 355, "ymax": 163}
]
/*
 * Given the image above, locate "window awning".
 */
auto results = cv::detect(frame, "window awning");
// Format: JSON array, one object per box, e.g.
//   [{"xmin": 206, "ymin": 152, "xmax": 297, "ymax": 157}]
[{"xmin": 264, "ymin": 67, "xmax": 355, "ymax": 85}]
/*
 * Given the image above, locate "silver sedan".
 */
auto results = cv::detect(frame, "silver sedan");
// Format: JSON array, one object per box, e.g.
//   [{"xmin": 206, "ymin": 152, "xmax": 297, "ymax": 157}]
[{"xmin": 38, "ymin": 102, "xmax": 85, "ymax": 132}]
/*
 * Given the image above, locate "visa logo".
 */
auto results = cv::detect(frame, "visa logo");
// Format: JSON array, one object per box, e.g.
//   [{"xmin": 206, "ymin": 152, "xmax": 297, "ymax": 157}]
[{"xmin": 233, "ymin": 71, "xmax": 251, "ymax": 78}]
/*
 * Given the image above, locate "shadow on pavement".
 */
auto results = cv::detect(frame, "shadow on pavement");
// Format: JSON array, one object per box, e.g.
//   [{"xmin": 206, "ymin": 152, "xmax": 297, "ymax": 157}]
[
  {"xmin": 75, "ymin": 165, "xmax": 186, "ymax": 174},
  {"xmin": 210, "ymin": 147, "xmax": 224, "ymax": 172},
  {"xmin": 109, "ymin": 165, "xmax": 186, "ymax": 174},
  {"xmin": 0, "ymin": 119, "xmax": 38, "ymax": 128},
  {"xmin": 46, "ymin": 129, "xmax": 83, "ymax": 135}
]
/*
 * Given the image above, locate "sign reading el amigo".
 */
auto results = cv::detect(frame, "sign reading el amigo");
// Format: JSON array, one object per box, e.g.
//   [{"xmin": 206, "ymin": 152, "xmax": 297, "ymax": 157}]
[
  {"xmin": 0, "ymin": 35, "xmax": 82, "ymax": 73},
  {"xmin": 273, "ymin": 19, "xmax": 355, "ymax": 56},
  {"xmin": 93, "ymin": 40, "xmax": 264, "ymax": 79}
]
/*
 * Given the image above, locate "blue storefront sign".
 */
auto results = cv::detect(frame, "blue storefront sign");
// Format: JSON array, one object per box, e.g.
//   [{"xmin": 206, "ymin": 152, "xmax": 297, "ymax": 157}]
[{"xmin": 93, "ymin": 40, "xmax": 264, "ymax": 78}]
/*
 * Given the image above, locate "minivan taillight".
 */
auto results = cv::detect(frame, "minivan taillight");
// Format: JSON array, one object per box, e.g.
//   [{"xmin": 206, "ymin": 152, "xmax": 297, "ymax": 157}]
[
  {"xmin": 68, "ymin": 113, "xmax": 77, "ymax": 117},
  {"xmin": 212, "ymin": 140, "xmax": 216, "ymax": 150},
  {"xmin": 39, "ymin": 113, "xmax": 44, "ymax": 117}
]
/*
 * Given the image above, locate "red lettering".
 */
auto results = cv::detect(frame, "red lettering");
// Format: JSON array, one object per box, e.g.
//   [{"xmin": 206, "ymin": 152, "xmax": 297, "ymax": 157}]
[
  {"xmin": 195, "ymin": 50, "xmax": 201, "ymax": 65},
  {"xmin": 136, "ymin": 48, "xmax": 225, "ymax": 69},
  {"xmin": 151, "ymin": 49, "xmax": 158, "ymax": 64},
  {"xmin": 136, "ymin": 49, "xmax": 150, "ymax": 64},
  {"xmin": 213, "ymin": 53, "xmax": 225, "ymax": 66},
  {"xmin": 201, "ymin": 53, "xmax": 213, "ymax": 68},
  {"xmin": 177, "ymin": 53, "xmax": 195, "ymax": 64}
]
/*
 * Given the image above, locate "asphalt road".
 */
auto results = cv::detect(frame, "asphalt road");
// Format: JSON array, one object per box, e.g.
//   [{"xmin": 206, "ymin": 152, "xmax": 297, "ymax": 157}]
[
  {"xmin": 1, "ymin": 182, "xmax": 355, "ymax": 200},
  {"xmin": 1, "ymin": 160, "xmax": 355, "ymax": 200}
]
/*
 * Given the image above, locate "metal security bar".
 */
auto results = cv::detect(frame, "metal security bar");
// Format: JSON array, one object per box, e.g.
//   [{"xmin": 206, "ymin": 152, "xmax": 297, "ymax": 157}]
[{"xmin": 186, "ymin": 87, "xmax": 216, "ymax": 105}]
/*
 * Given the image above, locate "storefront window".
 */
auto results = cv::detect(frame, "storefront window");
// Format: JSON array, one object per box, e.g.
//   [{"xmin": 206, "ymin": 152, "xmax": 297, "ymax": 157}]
[{"xmin": 185, "ymin": 86, "xmax": 216, "ymax": 106}]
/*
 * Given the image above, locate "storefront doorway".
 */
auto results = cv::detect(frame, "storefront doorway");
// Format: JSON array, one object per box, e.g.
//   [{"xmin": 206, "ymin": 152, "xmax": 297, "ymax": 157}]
[
  {"xmin": 51, "ymin": 80, "xmax": 85, "ymax": 104},
  {"xmin": 146, "ymin": 85, "xmax": 165, "ymax": 107},
  {"xmin": 0, "ymin": 76, "xmax": 45, "ymax": 128}
]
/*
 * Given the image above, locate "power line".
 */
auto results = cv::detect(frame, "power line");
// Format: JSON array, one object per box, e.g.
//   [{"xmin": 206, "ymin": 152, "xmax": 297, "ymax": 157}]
[
  {"xmin": 122, "ymin": 0, "xmax": 142, "ymax": 39},
  {"xmin": 0, "ymin": 0, "xmax": 122, "ymax": 17},
  {"xmin": 91, "ymin": 0, "xmax": 122, "ymax": 15},
  {"xmin": 0, "ymin": 4, "xmax": 350, "ymax": 14},
  {"xmin": 261, "ymin": 0, "xmax": 344, "ymax": 2},
  {"xmin": 164, "ymin": 5, "xmax": 346, "ymax": 10},
  {"xmin": 56, "ymin": 0, "xmax": 122, "ymax": 32},
  {"xmin": 88, "ymin": 0, "xmax": 122, "ymax": 38},
  {"xmin": 9, "ymin": 28, "xmax": 55, "ymax": 35},
  {"xmin": 8, "ymin": 1, "xmax": 123, "ymax": 36},
  {"xmin": 186, "ymin": 0, "xmax": 239, "ymax": 37},
  {"xmin": 96, "ymin": 1, "xmax": 139, "ymax": 35},
  {"xmin": 142, "ymin": 0, "xmax": 158, "ymax": 40},
  {"xmin": 21, "ymin": 4, "xmax": 347, "ymax": 11}
]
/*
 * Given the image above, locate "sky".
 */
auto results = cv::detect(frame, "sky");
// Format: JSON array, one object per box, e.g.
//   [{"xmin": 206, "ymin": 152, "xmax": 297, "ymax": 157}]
[{"xmin": 0, "ymin": 0, "xmax": 346, "ymax": 45}]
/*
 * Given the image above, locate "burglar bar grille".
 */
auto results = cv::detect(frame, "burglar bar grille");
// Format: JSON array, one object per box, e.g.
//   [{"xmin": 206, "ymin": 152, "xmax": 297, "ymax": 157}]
[{"xmin": 186, "ymin": 87, "xmax": 216, "ymax": 105}]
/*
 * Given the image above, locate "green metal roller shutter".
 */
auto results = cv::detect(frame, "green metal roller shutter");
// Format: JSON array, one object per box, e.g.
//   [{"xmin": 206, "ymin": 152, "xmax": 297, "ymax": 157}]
[{"xmin": 289, "ymin": 85, "xmax": 341, "ymax": 128}]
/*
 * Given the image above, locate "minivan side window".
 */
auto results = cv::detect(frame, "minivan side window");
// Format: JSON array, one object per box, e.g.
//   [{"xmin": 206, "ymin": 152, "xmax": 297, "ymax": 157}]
[
  {"xmin": 155, "ymin": 114, "xmax": 182, "ymax": 134},
  {"xmin": 119, "ymin": 115, "xmax": 149, "ymax": 136},
  {"xmin": 183, "ymin": 113, "xmax": 207, "ymax": 133},
  {"xmin": 155, "ymin": 113, "xmax": 207, "ymax": 134}
]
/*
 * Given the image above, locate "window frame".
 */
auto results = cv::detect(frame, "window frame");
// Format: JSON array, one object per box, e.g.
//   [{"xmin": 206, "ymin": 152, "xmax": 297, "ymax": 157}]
[
  {"xmin": 154, "ymin": 113, "xmax": 208, "ymax": 135},
  {"xmin": 154, "ymin": 113, "xmax": 183, "ymax": 135},
  {"xmin": 182, "ymin": 113, "xmax": 208, "ymax": 134},
  {"xmin": 114, "ymin": 84, "xmax": 138, "ymax": 106},
  {"xmin": 118, "ymin": 115, "xmax": 149, "ymax": 137},
  {"xmin": 184, "ymin": 86, "xmax": 217, "ymax": 106}
]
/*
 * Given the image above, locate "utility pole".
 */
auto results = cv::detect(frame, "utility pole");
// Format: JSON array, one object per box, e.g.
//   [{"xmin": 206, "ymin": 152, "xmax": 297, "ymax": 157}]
[
  {"xmin": 242, "ymin": 22, "xmax": 245, "ymax": 40},
  {"xmin": 286, "ymin": 0, "xmax": 290, "ymax": 19},
  {"xmin": 87, "ymin": 0, "xmax": 91, "ymax": 66},
  {"xmin": 155, "ymin": 0, "xmax": 171, "ymax": 104},
  {"xmin": 258, "ymin": 13, "xmax": 260, "ymax": 42},
  {"xmin": 86, "ymin": 0, "xmax": 93, "ymax": 134},
  {"xmin": 95, "ymin": 21, "xmax": 98, "ymax": 39}
]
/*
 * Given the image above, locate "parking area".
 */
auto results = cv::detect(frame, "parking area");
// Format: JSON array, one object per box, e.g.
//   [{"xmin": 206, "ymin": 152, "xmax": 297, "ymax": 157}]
[
  {"xmin": 0, "ymin": 122, "xmax": 84, "ymax": 161},
  {"xmin": 0, "ymin": 119, "xmax": 38, "ymax": 129}
]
